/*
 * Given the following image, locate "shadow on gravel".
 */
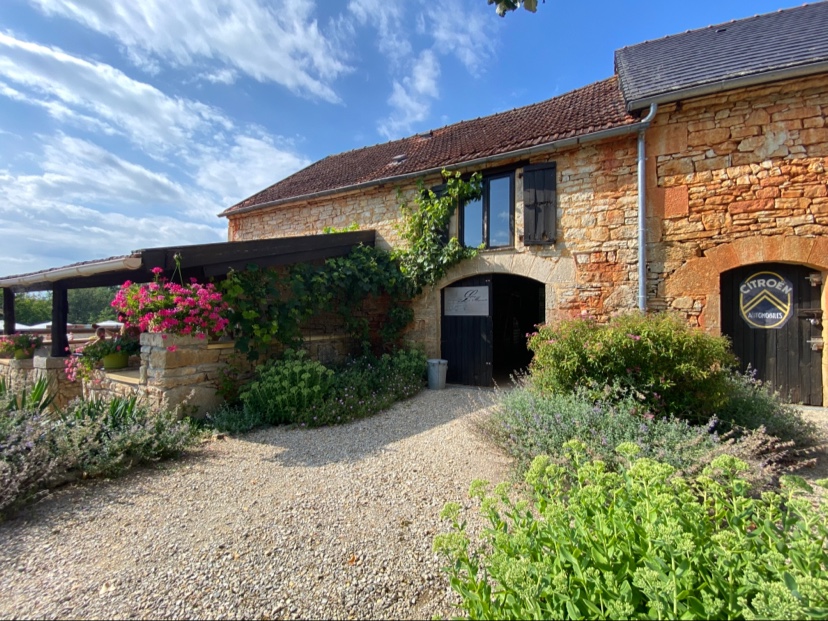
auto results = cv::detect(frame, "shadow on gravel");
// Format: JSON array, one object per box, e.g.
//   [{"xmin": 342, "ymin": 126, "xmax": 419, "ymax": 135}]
[{"xmin": 236, "ymin": 385, "xmax": 500, "ymax": 468}]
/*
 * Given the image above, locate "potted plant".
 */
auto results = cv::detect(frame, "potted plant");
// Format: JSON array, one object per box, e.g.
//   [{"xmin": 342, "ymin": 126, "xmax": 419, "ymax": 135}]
[
  {"xmin": 79, "ymin": 334, "xmax": 140, "ymax": 372},
  {"xmin": 0, "ymin": 333, "xmax": 44, "ymax": 359}
]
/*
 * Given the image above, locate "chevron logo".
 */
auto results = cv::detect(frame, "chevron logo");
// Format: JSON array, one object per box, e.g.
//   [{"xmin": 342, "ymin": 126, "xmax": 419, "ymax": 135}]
[{"xmin": 738, "ymin": 270, "xmax": 793, "ymax": 329}]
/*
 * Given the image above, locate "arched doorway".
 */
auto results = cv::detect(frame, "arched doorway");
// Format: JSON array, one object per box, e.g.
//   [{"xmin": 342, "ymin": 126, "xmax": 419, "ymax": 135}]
[
  {"xmin": 721, "ymin": 263, "xmax": 823, "ymax": 405},
  {"xmin": 441, "ymin": 274, "xmax": 544, "ymax": 386}
]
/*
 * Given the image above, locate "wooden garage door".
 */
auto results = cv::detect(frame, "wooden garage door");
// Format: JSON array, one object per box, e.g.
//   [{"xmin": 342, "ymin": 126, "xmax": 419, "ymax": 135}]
[{"xmin": 721, "ymin": 263, "xmax": 823, "ymax": 405}]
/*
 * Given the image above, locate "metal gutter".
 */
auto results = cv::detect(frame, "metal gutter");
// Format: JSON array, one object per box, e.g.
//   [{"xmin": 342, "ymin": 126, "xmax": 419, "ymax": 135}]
[
  {"xmin": 637, "ymin": 103, "xmax": 657, "ymax": 312},
  {"xmin": 220, "ymin": 120, "xmax": 649, "ymax": 218},
  {"xmin": 0, "ymin": 255, "xmax": 143, "ymax": 290},
  {"xmin": 625, "ymin": 60, "xmax": 828, "ymax": 112}
]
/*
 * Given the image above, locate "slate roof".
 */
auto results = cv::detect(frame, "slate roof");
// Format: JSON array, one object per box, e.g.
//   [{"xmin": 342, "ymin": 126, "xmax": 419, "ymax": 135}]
[
  {"xmin": 222, "ymin": 77, "xmax": 638, "ymax": 215},
  {"xmin": 615, "ymin": 2, "xmax": 828, "ymax": 110}
]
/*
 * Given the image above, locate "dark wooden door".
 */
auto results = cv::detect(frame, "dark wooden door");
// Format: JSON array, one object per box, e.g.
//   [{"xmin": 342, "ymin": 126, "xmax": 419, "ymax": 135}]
[
  {"xmin": 721, "ymin": 263, "xmax": 823, "ymax": 405},
  {"xmin": 441, "ymin": 275, "xmax": 493, "ymax": 386}
]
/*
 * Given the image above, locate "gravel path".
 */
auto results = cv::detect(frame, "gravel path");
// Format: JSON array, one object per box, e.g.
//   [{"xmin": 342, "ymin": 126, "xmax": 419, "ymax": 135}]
[{"xmin": 0, "ymin": 386, "xmax": 511, "ymax": 620}]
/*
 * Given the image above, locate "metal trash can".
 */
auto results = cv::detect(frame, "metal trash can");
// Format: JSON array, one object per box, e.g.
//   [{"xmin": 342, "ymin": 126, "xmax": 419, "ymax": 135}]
[{"xmin": 427, "ymin": 359, "xmax": 448, "ymax": 390}]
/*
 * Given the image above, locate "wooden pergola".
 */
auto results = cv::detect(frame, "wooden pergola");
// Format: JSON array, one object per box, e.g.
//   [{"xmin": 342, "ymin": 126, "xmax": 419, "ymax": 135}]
[{"xmin": 0, "ymin": 231, "xmax": 375, "ymax": 357}]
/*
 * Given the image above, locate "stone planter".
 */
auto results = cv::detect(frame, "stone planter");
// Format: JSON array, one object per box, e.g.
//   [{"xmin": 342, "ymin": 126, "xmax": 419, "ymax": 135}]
[{"xmin": 102, "ymin": 352, "xmax": 129, "ymax": 370}]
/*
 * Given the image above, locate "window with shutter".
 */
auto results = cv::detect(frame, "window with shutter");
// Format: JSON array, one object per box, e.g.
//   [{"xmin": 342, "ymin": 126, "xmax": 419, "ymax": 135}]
[{"xmin": 523, "ymin": 163, "xmax": 556, "ymax": 245}]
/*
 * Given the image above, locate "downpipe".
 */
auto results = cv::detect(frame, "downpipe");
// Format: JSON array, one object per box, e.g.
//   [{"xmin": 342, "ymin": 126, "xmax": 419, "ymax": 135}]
[{"xmin": 637, "ymin": 103, "xmax": 658, "ymax": 312}]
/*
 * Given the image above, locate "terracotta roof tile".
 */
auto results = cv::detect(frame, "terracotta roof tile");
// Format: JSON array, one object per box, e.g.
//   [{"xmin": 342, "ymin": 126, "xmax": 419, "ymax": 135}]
[{"xmin": 223, "ymin": 77, "xmax": 637, "ymax": 215}]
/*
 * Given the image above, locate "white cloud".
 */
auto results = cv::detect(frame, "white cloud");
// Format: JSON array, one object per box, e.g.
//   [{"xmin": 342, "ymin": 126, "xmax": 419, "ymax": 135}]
[
  {"xmin": 379, "ymin": 49, "xmax": 440, "ymax": 139},
  {"xmin": 0, "ymin": 161, "xmax": 226, "ymax": 272},
  {"xmin": 0, "ymin": 33, "xmax": 230, "ymax": 155},
  {"xmin": 29, "ymin": 0, "xmax": 352, "ymax": 102},
  {"xmin": 347, "ymin": 0, "xmax": 411, "ymax": 67},
  {"xmin": 196, "ymin": 133, "xmax": 311, "ymax": 208},
  {"xmin": 0, "ymin": 33, "xmax": 312, "ymax": 271},
  {"xmin": 424, "ymin": 2, "xmax": 495, "ymax": 74}
]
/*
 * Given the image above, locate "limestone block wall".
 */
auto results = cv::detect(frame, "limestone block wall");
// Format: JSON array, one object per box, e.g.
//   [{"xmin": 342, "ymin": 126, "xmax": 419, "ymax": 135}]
[
  {"xmin": 0, "ymin": 355, "xmax": 82, "ymax": 410},
  {"xmin": 646, "ymin": 72, "xmax": 828, "ymax": 327},
  {"xmin": 82, "ymin": 334, "xmax": 231, "ymax": 416}
]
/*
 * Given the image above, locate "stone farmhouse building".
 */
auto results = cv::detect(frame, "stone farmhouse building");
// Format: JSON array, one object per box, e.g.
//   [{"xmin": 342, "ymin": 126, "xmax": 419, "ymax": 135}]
[{"xmin": 221, "ymin": 3, "xmax": 828, "ymax": 404}]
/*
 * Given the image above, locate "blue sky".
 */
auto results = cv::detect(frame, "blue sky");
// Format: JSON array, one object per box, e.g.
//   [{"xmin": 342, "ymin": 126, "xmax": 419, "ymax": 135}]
[{"xmin": 0, "ymin": 0, "xmax": 808, "ymax": 273}]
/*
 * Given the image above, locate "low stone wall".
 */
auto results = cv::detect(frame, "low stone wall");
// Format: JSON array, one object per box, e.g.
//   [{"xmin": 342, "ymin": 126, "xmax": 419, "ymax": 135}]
[
  {"xmin": 0, "ymin": 355, "xmax": 82, "ymax": 410},
  {"xmin": 5, "ymin": 333, "xmax": 356, "ymax": 418}
]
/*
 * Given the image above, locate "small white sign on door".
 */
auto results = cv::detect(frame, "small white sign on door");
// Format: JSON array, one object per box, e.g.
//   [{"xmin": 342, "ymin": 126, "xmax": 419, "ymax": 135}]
[{"xmin": 444, "ymin": 286, "xmax": 490, "ymax": 316}]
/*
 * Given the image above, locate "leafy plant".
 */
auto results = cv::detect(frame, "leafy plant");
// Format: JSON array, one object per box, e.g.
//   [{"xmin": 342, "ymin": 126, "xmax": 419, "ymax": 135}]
[
  {"xmin": 213, "ymin": 348, "xmax": 426, "ymax": 433},
  {"xmin": 528, "ymin": 312, "xmax": 736, "ymax": 423},
  {"xmin": 204, "ymin": 402, "xmax": 267, "ymax": 435},
  {"xmin": 240, "ymin": 349, "xmax": 335, "ymax": 425},
  {"xmin": 393, "ymin": 169, "xmax": 482, "ymax": 294},
  {"xmin": 435, "ymin": 444, "xmax": 828, "ymax": 620},
  {"xmin": 0, "ymin": 408, "xmax": 74, "ymax": 513},
  {"xmin": 0, "ymin": 333, "xmax": 44, "ymax": 358},
  {"xmin": 1, "ymin": 396, "xmax": 197, "ymax": 515},
  {"xmin": 716, "ymin": 369, "xmax": 819, "ymax": 448},
  {"xmin": 222, "ymin": 245, "xmax": 413, "ymax": 360},
  {"xmin": 59, "ymin": 396, "xmax": 196, "ymax": 477},
  {"xmin": 0, "ymin": 377, "xmax": 56, "ymax": 413}
]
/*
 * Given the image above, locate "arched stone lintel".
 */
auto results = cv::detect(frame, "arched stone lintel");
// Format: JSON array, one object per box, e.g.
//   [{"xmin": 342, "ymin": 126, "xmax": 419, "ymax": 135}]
[{"xmin": 666, "ymin": 235, "xmax": 828, "ymax": 333}]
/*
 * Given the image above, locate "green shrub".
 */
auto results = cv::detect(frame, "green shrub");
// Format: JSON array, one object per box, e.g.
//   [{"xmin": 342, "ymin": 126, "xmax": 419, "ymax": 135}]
[
  {"xmin": 481, "ymin": 385, "xmax": 716, "ymax": 472},
  {"xmin": 204, "ymin": 402, "xmax": 267, "ymax": 434},
  {"xmin": 0, "ymin": 377, "xmax": 56, "ymax": 413},
  {"xmin": 0, "ymin": 408, "xmax": 74, "ymax": 513},
  {"xmin": 435, "ymin": 443, "xmax": 828, "ymax": 620},
  {"xmin": 717, "ymin": 369, "xmax": 820, "ymax": 448},
  {"xmin": 230, "ymin": 348, "xmax": 426, "ymax": 432},
  {"xmin": 59, "ymin": 396, "xmax": 196, "ymax": 477},
  {"xmin": 528, "ymin": 313, "xmax": 736, "ymax": 423},
  {"xmin": 240, "ymin": 349, "xmax": 335, "ymax": 425}
]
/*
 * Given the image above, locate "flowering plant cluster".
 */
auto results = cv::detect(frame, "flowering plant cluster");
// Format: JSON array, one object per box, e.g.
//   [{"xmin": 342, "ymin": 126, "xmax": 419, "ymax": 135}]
[
  {"xmin": 0, "ymin": 333, "xmax": 44, "ymax": 358},
  {"xmin": 111, "ymin": 268, "xmax": 230, "ymax": 339},
  {"xmin": 64, "ymin": 335, "xmax": 140, "ymax": 382}
]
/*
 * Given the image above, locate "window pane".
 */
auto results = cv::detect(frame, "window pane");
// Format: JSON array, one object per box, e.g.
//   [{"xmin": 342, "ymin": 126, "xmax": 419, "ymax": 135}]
[
  {"xmin": 463, "ymin": 197, "xmax": 483, "ymax": 248},
  {"xmin": 488, "ymin": 176, "xmax": 511, "ymax": 247}
]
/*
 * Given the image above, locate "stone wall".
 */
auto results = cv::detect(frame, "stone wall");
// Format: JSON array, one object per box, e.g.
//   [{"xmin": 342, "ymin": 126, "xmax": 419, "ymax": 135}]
[
  {"xmin": 646, "ymin": 72, "xmax": 828, "ymax": 328},
  {"xmin": 226, "ymin": 72, "xmax": 828, "ymax": 399},
  {"xmin": 0, "ymin": 355, "xmax": 82, "ymax": 411}
]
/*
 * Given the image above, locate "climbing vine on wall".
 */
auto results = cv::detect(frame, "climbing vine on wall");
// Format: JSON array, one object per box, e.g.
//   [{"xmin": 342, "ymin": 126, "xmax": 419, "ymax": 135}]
[
  {"xmin": 393, "ymin": 169, "xmax": 483, "ymax": 294},
  {"xmin": 221, "ymin": 245, "xmax": 413, "ymax": 360},
  {"xmin": 221, "ymin": 169, "xmax": 481, "ymax": 360}
]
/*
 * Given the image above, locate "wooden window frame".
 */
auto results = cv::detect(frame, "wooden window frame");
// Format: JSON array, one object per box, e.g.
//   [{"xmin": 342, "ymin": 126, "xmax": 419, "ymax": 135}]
[{"xmin": 459, "ymin": 170, "xmax": 515, "ymax": 249}]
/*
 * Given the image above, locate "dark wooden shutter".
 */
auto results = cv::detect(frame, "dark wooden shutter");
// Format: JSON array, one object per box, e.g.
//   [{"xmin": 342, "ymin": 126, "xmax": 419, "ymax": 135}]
[{"xmin": 523, "ymin": 163, "xmax": 556, "ymax": 245}]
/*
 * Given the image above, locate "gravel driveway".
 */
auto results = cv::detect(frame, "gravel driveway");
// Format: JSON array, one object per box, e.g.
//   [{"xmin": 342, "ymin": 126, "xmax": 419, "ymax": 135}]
[{"xmin": 0, "ymin": 386, "xmax": 511, "ymax": 620}]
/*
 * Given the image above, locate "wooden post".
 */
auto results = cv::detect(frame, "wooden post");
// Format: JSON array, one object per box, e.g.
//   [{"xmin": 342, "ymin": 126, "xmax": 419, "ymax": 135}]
[
  {"xmin": 51, "ymin": 284, "xmax": 69, "ymax": 357},
  {"xmin": 2, "ymin": 288, "xmax": 14, "ymax": 336}
]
